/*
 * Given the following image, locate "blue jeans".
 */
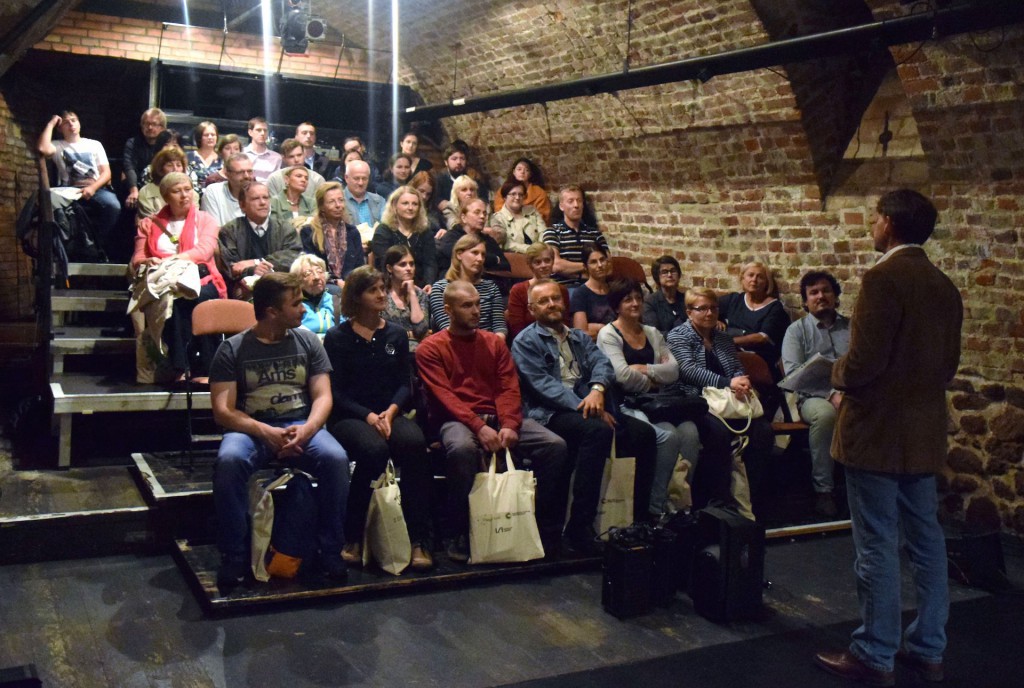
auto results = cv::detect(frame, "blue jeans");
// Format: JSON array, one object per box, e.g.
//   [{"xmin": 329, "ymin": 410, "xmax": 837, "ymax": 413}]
[
  {"xmin": 621, "ymin": 407, "xmax": 682, "ymax": 516},
  {"xmin": 213, "ymin": 422, "xmax": 350, "ymax": 562},
  {"xmin": 846, "ymin": 466, "xmax": 948, "ymax": 672}
]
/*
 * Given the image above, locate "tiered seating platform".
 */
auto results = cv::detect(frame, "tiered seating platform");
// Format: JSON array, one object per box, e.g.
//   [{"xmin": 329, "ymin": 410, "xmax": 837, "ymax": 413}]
[{"xmin": 130, "ymin": 451, "xmax": 601, "ymax": 616}]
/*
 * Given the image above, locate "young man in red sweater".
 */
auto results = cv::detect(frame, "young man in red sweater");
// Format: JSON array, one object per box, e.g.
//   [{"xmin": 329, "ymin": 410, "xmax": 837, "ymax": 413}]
[{"xmin": 415, "ymin": 281, "xmax": 568, "ymax": 561}]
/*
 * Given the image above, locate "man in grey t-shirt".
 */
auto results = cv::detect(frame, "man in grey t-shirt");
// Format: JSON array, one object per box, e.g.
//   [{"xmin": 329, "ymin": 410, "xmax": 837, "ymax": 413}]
[{"xmin": 210, "ymin": 272, "xmax": 350, "ymax": 588}]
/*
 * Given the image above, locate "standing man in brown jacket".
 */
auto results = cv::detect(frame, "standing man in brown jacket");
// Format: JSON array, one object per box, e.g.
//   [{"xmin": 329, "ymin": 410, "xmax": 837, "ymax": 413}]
[{"xmin": 815, "ymin": 189, "xmax": 963, "ymax": 687}]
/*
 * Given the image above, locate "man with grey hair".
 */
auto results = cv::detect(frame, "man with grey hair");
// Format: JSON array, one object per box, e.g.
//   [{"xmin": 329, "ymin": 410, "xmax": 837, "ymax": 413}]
[
  {"xmin": 343, "ymin": 159, "xmax": 385, "ymax": 230},
  {"xmin": 201, "ymin": 153, "xmax": 254, "ymax": 226},
  {"xmin": 218, "ymin": 181, "xmax": 302, "ymax": 299}
]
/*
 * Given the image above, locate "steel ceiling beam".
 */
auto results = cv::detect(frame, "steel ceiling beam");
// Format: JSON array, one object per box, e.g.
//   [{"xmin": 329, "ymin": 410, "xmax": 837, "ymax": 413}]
[{"xmin": 402, "ymin": 0, "xmax": 1024, "ymax": 123}]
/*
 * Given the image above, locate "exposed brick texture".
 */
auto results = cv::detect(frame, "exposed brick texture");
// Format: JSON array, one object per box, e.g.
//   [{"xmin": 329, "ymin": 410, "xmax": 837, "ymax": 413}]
[{"xmin": 0, "ymin": 1, "xmax": 1021, "ymax": 530}]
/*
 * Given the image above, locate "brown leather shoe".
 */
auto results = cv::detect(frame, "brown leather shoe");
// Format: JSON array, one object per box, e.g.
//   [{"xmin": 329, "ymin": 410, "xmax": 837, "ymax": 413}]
[
  {"xmin": 814, "ymin": 649, "xmax": 895, "ymax": 687},
  {"xmin": 341, "ymin": 542, "xmax": 362, "ymax": 565},
  {"xmin": 897, "ymin": 649, "xmax": 944, "ymax": 682},
  {"xmin": 410, "ymin": 544, "xmax": 434, "ymax": 572}
]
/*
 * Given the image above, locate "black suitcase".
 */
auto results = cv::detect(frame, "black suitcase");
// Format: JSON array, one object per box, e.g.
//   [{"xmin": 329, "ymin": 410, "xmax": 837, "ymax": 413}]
[{"xmin": 689, "ymin": 507, "xmax": 765, "ymax": 622}]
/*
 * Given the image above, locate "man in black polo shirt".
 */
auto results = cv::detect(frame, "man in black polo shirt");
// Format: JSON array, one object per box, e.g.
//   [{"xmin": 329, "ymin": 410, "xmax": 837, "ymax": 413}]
[{"xmin": 542, "ymin": 185, "xmax": 609, "ymax": 286}]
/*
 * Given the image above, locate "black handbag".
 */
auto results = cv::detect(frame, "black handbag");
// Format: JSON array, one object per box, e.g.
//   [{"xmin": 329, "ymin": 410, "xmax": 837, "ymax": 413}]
[{"xmin": 626, "ymin": 392, "xmax": 708, "ymax": 425}]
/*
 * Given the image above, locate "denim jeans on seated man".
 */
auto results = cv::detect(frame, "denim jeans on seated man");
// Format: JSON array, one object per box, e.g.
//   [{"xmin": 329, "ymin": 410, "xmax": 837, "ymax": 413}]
[{"xmin": 213, "ymin": 422, "xmax": 349, "ymax": 565}]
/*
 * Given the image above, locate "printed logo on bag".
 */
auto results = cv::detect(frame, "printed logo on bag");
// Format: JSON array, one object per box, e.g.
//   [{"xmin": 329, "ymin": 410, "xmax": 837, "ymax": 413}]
[{"xmin": 601, "ymin": 497, "xmax": 626, "ymax": 504}]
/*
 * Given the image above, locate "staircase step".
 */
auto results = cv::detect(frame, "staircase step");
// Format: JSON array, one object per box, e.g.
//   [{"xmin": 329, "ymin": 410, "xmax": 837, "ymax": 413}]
[
  {"xmin": 52, "ymin": 326, "xmax": 134, "ymax": 357},
  {"xmin": 67, "ymin": 262, "xmax": 129, "ymax": 277},
  {"xmin": 51, "ymin": 289, "xmax": 130, "ymax": 313}
]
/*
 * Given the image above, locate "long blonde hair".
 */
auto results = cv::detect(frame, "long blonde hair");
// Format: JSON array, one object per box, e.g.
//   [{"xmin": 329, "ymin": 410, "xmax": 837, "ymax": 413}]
[
  {"xmin": 308, "ymin": 181, "xmax": 351, "ymax": 253},
  {"xmin": 446, "ymin": 234, "xmax": 485, "ymax": 281},
  {"xmin": 380, "ymin": 185, "xmax": 428, "ymax": 233}
]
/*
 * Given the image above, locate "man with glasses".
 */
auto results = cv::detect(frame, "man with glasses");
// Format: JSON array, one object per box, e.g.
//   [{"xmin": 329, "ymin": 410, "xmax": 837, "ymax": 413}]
[
  {"xmin": 201, "ymin": 153, "xmax": 255, "ymax": 226},
  {"xmin": 218, "ymin": 181, "xmax": 302, "ymax": 299},
  {"xmin": 512, "ymin": 280, "xmax": 656, "ymax": 555}
]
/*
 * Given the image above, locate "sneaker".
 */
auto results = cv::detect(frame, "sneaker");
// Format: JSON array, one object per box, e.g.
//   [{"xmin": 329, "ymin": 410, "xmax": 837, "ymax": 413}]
[
  {"xmin": 216, "ymin": 555, "xmax": 248, "ymax": 590},
  {"xmin": 322, "ymin": 553, "xmax": 349, "ymax": 583},
  {"xmin": 341, "ymin": 542, "xmax": 362, "ymax": 565},
  {"xmin": 410, "ymin": 544, "xmax": 435, "ymax": 571},
  {"xmin": 446, "ymin": 535, "xmax": 469, "ymax": 563}
]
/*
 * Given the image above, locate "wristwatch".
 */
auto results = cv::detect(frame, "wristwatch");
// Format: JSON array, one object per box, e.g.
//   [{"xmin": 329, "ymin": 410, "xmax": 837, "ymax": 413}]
[{"xmin": 591, "ymin": 383, "xmax": 606, "ymax": 394}]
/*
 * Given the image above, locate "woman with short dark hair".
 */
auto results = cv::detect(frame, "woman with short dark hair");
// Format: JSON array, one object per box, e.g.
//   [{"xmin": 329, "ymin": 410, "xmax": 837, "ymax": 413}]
[
  {"xmin": 643, "ymin": 255, "xmax": 687, "ymax": 334},
  {"xmin": 323, "ymin": 265, "xmax": 433, "ymax": 572}
]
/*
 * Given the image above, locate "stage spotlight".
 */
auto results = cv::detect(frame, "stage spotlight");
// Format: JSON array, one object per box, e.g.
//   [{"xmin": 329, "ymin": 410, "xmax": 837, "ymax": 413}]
[
  {"xmin": 306, "ymin": 16, "xmax": 326, "ymax": 41},
  {"xmin": 281, "ymin": 0, "xmax": 308, "ymax": 54}
]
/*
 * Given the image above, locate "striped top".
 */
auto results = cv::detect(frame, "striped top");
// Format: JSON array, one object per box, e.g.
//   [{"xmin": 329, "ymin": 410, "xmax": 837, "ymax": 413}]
[
  {"xmin": 541, "ymin": 221, "xmax": 609, "ymax": 284},
  {"xmin": 666, "ymin": 320, "xmax": 745, "ymax": 396},
  {"xmin": 428, "ymin": 278, "xmax": 507, "ymax": 336}
]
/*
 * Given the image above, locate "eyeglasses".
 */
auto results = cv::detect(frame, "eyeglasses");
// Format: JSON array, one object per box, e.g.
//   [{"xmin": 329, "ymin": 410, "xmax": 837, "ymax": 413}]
[
  {"xmin": 506, "ymin": 191, "xmax": 525, "ymax": 198},
  {"xmin": 659, "ymin": 268, "xmax": 680, "ymax": 276},
  {"xmin": 302, "ymin": 267, "xmax": 325, "ymax": 277},
  {"xmin": 688, "ymin": 305, "xmax": 717, "ymax": 314}
]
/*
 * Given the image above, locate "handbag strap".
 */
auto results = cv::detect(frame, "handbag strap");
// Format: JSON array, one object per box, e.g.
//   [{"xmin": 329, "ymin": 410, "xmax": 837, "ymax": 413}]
[{"xmin": 709, "ymin": 407, "xmax": 753, "ymax": 435}]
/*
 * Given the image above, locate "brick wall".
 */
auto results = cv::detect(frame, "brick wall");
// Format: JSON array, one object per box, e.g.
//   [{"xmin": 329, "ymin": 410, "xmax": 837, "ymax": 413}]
[
  {"xmin": 385, "ymin": 0, "xmax": 1024, "ymax": 532},
  {"xmin": 0, "ymin": 91, "xmax": 42, "ymax": 320},
  {"xmin": 35, "ymin": 11, "xmax": 389, "ymax": 82}
]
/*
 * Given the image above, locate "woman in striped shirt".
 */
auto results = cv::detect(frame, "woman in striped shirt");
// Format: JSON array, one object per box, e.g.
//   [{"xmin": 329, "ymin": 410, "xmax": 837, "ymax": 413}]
[
  {"xmin": 428, "ymin": 234, "xmax": 507, "ymax": 339},
  {"xmin": 666, "ymin": 287, "xmax": 773, "ymax": 514}
]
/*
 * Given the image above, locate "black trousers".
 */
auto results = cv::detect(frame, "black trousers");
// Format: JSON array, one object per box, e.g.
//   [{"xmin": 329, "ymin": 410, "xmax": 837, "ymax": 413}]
[
  {"xmin": 691, "ymin": 412, "xmax": 774, "ymax": 511},
  {"xmin": 330, "ymin": 415, "xmax": 432, "ymax": 545},
  {"xmin": 545, "ymin": 411, "xmax": 656, "ymax": 535},
  {"xmin": 165, "ymin": 281, "xmax": 220, "ymax": 375}
]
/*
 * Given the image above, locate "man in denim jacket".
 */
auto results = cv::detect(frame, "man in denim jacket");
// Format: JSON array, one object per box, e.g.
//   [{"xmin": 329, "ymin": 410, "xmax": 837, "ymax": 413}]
[{"xmin": 511, "ymin": 279, "xmax": 656, "ymax": 554}]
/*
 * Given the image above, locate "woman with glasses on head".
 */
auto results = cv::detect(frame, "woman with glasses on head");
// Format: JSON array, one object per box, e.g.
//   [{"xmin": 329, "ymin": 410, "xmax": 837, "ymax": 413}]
[
  {"xmin": 489, "ymin": 179, "xmax": 546, "ymax": 253},
  {"xmin": 290, "ymin": 254, "xmax": 342, "ymax": 335},
  {"xmin": 382, "ymin": 245, "xmax": 430, "ymax": 351},
  {"xmin": 666, "ymin": 287, "xmax": 773, "ymax": 513},
  {"xmin": 644, "ymin": 255, "xmax": 688, "ymax": 334}
]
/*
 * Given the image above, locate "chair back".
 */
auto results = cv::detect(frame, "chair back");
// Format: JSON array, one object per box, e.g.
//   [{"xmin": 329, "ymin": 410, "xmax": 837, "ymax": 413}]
[
  {"xmin": 610, "ymin": 256, "xmax": 651, "ymax": 292},
  {"xmin": 736, "ymin": 350, "xmax": 774, "ymax": 393},
  {"xmin": 191, "ymin": 299, "xmax": 256, "ymax": 337},
  {"xmin": 504, "ymin": 251, "xmax": 534, "ymax": 280}
]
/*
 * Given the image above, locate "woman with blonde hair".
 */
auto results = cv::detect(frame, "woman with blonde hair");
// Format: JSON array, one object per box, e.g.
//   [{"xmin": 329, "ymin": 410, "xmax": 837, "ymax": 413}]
[
  {"xmin": 718, "ymin": 260, "xmax": 789, "ymax": 376},
  {"xmin": 298, "ymin": 181, "xmax": 365, "ymax": 291},
  {"xmin": 505, "ymin": 242, "xmax": 570, "ymax": 340},
  {"xmin": 428, "ymin": 234, "xmax": 506, "ymax": 338},
  {"xmin": 271, "ymin": 166, "xmax": 316, "ymax": 229},
  {"xmin": 371, "ymin": 185, "xmax": 437, "ymax": 288},
  {"xmin": 442, "ymin": 174, "xmax": 480, "ymax": 231}
]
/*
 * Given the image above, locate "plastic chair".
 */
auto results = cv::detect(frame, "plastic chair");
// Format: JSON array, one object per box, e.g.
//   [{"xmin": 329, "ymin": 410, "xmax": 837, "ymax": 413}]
[
  {"xmin": 185, "ymin": 299, "xmax": 256, "ymax": 468},
  {"xmin": 610, "ymin": 256, "xmax": 651, "ymax": 292}
]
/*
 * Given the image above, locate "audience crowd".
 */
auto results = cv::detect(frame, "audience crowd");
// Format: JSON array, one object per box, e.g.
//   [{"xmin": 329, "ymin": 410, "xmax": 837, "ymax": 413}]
[{"xmin": 39, "ymin": 108, "xmax": 854, "ymax": 586}]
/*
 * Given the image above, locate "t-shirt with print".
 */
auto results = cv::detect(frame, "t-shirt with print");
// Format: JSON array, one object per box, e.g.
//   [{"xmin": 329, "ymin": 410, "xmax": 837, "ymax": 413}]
[
  {"xmin": 52, "ymin": 138, "xmax": 109, "ymax": 188},
  {"xmin": 209, "ymin": 326, "xmax": 332, "ymax": 423}
]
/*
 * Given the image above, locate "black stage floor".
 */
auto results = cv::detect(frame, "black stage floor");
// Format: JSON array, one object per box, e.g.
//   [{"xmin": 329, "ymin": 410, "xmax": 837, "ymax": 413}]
[{"xmin": 2, "ymin": 535, "xmax": 1020, "ymax": 688}]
